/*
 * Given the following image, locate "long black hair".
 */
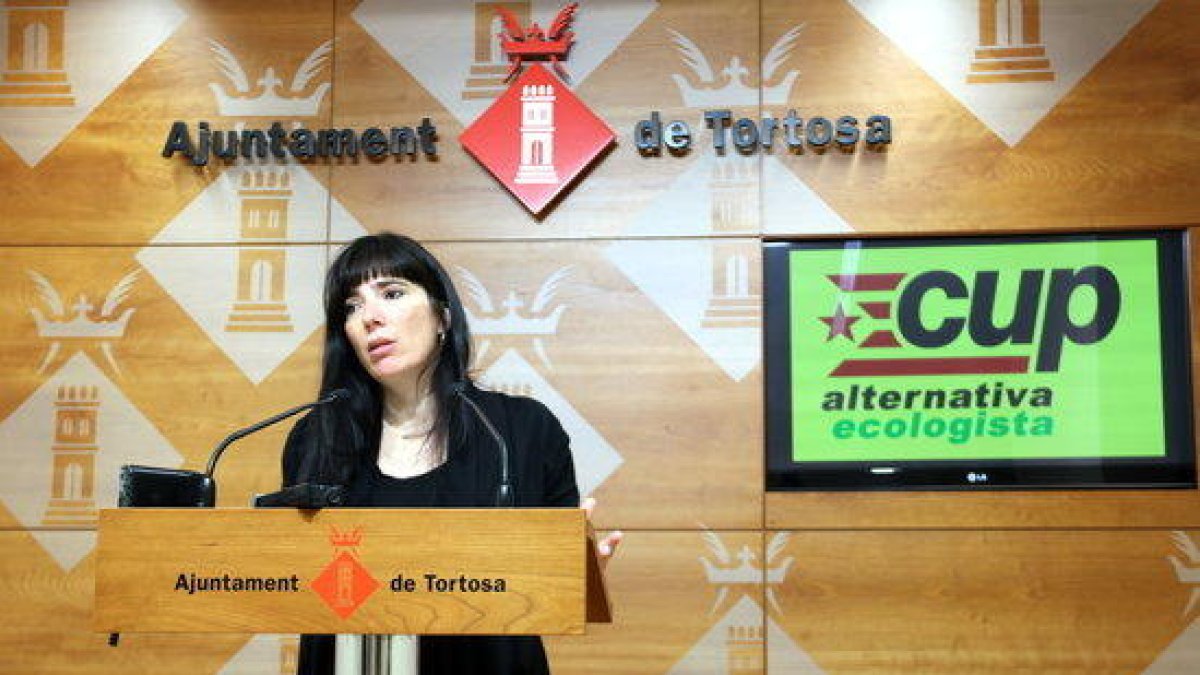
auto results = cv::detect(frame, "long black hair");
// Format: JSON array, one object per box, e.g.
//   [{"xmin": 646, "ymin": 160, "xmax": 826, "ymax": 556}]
[{"xmin": 314, "ymin": 232, "xmax": 473, "ymax": 483}]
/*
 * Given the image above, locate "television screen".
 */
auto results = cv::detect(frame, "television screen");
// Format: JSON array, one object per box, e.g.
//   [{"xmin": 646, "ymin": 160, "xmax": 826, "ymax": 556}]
[{"xmin": 764, "ymin": 231, "xmax": 1196, "ymax": 490}]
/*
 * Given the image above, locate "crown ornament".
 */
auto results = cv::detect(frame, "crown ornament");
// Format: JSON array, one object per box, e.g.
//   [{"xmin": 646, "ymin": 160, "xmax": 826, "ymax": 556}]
[
  {"xmin": 207, "ymin": 39, "xmax": 332, "ymax": 118},
  {"xmin": 668, "ymin": 25, "xmax": 804, "ymax": 108},
  {"xmin": 29, "ymin": 270, "xmax": 137, "ymax": 340},
  {"xmin": 700, "ymin": 544, "xmax": 793, "ymax": 585},
  {"xmin": 329, "ymin": 527, "xmax": 363, "ymax": 549},
  {"xmin": 496, "ymin": 2, "xmax": 578, "ymax": 81},
  {"xmin": 458, "ymin": 266, "xmax": 571, "ymax": 338}
]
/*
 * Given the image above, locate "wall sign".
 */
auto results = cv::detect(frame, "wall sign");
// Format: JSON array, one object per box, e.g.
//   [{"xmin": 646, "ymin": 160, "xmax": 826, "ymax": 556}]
[
  {"xmin": 634, "ymin": 110, "xmax": 892, "ymax": 154},
  {"xmin": 161, "ymin": 120, "xmax": 439, "ymax": 166}
]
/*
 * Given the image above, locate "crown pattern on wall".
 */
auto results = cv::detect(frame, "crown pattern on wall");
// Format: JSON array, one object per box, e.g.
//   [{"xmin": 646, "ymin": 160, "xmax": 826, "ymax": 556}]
[
  {"xmin": 207, "ymin": 39, "xmax": 332, "ymax": 117},
  {"xmin": 668, "ymin": 25, "xmax": 803, "ymax": 108}
]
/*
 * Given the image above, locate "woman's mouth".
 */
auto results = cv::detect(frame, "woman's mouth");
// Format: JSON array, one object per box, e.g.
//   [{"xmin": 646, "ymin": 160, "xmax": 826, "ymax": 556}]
[{"xmin": 367, "ymin": 338, "xmax": 395, "ymax": 360}]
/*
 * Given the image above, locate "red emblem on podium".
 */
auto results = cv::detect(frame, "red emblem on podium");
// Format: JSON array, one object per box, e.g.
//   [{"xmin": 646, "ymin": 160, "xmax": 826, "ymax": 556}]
[
  {"xmin": 461, "ymin": 63, "xmax": 614, "ymax": 216},
  {"xmin": 311, "ymin": 528, "xmax": 380, "ymax": 619}
]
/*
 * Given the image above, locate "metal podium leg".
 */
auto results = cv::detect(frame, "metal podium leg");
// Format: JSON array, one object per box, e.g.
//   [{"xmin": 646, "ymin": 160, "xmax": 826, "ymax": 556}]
[
  {"xmin": 388, "ymin": 635, "xmax": 418, "ymax": 674},
  {"xmin": 335, "ymin": 635, "xmax": 361, "ymax": 675},
  {"xmin": 363, "ymin": 635, "xmax": 388, "ymax": 675},
  {"xmin": 335, "ymin": 635, "xmax": 417, "ymax": 675}
]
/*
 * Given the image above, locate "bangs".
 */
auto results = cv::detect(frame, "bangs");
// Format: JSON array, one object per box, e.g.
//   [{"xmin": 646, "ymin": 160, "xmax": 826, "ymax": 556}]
[{"xmin": 325, "ymin": 236, "xmax": 438, "ymax": 319}]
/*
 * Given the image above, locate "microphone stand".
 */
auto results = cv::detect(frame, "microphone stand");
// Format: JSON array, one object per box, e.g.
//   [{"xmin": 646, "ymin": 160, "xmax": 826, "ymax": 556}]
[{"xmin": 110, "ymin": 389, "xmax": 350, "ymax": 648}]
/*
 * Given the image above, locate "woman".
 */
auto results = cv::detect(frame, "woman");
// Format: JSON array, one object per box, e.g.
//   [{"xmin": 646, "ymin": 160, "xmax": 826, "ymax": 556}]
[{"xmin": 282, "ymin": 232, "xmax": 617, "ymax": 674}]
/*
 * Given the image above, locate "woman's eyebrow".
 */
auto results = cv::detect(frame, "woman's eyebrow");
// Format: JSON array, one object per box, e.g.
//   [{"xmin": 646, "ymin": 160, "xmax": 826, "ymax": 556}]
[{"xmin": 367, "ymin": 277, "xmax": 408, "ymax": 289}]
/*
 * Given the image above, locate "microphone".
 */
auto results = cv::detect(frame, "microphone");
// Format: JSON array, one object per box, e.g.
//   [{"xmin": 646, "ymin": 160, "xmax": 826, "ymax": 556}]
[
  {"xmin": 455, "ymin": 382, "xmax": 514, "ymax": 507},
  {"xmin": 109, "ymin": 389, "xmax": 349, "ymax": 649},
  {"xmin": 254, "ymin": 482, "xmax": 345, "ymax": 508},
  {"xmin": 118, "ymin": 389, "xmax": 350, "ymax": 508},
  {"xmin": 205, "ymin": 388, "xmax": 350, "ymax": 479}
]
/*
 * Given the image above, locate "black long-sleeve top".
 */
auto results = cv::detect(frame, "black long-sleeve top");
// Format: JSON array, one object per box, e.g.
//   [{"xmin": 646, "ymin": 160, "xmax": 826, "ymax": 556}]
[{"xmin": 281, "ymin": 385, "xmax": 580, "ymax": 674}]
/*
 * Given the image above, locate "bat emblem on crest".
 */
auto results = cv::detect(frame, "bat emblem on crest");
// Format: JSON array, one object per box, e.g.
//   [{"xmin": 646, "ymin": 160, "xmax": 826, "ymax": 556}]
[{"xmin": 497, "ymin": 2, "xmax": 579, "ymax": 81}]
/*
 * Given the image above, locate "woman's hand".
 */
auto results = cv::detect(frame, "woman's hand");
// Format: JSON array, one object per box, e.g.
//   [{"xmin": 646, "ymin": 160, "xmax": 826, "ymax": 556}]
[{"xmin": 582, "ymin": 497, "xmax": 623, "ymax": 564}]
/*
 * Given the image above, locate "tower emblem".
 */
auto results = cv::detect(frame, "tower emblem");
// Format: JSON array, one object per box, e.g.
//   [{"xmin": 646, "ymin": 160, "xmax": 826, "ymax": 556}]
[
  {"xmin": 226, "ymin": 167, "xmax": 294, "ymax": 333},
  {"xmin": 0, "ymin": 352, "xmax": 183, "ymax": 571},
  {"xmin": 279, "ymin": 637, "xmax": 299, "ymax": 675},
  {"xmin": 460, "ymin": 4, "xmax": 614, "ymax": 215},
  {"xmin": 462, "ymin": 2, "xmax": 529, "ymax": 102},
  {"xmin": 702, "ymin": 155, "xmax": 759, "ymax": 332},
  {"xmin": 0, "ymin": 0, "xmax": 184, "ymax": 165},
  {"xmin": 847, "ymin": 0, "xmax": 1154, "ymax": 147},
  {"xmin": 514, "ymin": 83, "xmax": 559, "ymax": 185},
  {"xmin": 311, "ymin": 527, "xmax": 380, "ymax": 619},
  {"xmin": 28, "ymin": 269, "xmax": 139, "ymax": 375},
  {"xmin": 0, "ymin": 0, "xmax": 75, "ymax": 107},
  {"xmin": 665, "ymin": 27, "xmax": 799, "ymax": 333},
  {"xmin": 41, "ymin": 384, "xmax": 99, "ymax": 527},
  {"xmin": 136, "ymin": 158, "xmax": 350, "ymax": 385},
  {"xmin": 967, "ymin": 0, "xmax": 1055, "ymax": 83}
]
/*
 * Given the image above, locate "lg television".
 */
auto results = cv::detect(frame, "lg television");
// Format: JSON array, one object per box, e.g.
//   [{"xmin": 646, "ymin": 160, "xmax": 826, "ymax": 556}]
[{"xmin": 764, "ymin": 230, "xmax": 1196, "ymax": 490}]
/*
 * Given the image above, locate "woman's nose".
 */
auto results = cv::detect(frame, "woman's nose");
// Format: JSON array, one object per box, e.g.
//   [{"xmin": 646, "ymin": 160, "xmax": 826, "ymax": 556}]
[{"xmin": 359, "ymin": 298, "xmax": 385, "ymax": 325}]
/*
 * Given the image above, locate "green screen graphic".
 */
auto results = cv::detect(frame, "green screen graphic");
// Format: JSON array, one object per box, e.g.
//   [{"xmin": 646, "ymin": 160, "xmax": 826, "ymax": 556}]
[{"xmin": 789, "ymin": 239, "xmax": 1165, "ymax": 462}]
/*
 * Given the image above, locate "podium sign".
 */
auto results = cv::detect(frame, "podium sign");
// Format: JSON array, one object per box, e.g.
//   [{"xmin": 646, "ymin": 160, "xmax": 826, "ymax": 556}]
[{"xmin": 94, "ymin": 508, "xmax": 586, "ymax": 635}]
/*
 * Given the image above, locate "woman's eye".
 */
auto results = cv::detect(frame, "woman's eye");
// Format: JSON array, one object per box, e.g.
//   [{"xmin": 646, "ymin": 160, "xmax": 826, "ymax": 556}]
[
  {"xmin": 383, "ymin": 288, "xmax": 405, "ymax": 300},
  {"xmin": 344, "ymin": 301, "xmax": 363, "ymax": 314}
]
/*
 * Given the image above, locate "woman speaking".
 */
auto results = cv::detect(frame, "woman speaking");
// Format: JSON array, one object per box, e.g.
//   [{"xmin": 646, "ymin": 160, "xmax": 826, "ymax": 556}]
[{"xmin": 282, "ymin": 232, "xmax": 618, "ymax": 674}]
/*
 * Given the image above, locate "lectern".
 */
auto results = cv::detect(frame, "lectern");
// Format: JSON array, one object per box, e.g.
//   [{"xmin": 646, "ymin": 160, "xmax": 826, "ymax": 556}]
[{"xmin": 94, "ymin": 508, "xmax": 611, "ymax": 672}]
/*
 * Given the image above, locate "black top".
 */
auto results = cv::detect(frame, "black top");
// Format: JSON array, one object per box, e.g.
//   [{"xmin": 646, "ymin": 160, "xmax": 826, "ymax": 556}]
[
  {"xmin": 281, "ymin": 386, "xmax": 580, "ymax": 675},
  {"xmin": 350, "ymin": 459, "xmax": 448, "ymax": 507}
]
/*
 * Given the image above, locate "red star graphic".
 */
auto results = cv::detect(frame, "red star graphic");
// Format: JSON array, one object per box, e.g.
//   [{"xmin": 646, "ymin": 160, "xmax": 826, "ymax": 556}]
[{"xmin": 819, "ymin": 302, "xmax": 861, "ymax": 342}]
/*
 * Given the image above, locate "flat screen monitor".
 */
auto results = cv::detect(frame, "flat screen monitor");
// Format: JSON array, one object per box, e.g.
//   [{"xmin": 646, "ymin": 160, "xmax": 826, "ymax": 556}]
[{"xmin": 764, "ymin": 230, "xmax": 1196, "ymax": 490}]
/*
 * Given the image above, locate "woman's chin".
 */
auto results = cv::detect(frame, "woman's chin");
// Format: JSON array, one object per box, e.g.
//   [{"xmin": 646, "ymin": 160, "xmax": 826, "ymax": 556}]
[{"xmin": 368, "ymin": 361, "xmax": 420, "ymax": 387}]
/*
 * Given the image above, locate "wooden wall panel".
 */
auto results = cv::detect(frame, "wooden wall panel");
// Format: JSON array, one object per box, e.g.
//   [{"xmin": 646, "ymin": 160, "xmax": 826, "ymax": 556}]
[
  {"xmin": 425, "ymin": 240, "xmax": 762, "ymax": 529},
  {"xmin": 761, "ymin": 0, "xmax": 1200, "ymax": 236},
  {"xmin": 0, "ymin": 0, "xmax": 336, "ymax": 246},
  {"xmin": 768, "ymin": 530, "xmax": 1200, "ymax": 674},
  {"xmin": 548, "ymin": 531, "xmax": 766, "ymax": 674},
  {"xmin": 0, "ymin": 245, "xmax": 325, "ymax": 530}
]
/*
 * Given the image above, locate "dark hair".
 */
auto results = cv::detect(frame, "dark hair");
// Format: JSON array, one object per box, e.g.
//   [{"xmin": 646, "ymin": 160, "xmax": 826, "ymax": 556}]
[{"xmin": 315, "ymin": 232, "xmax": 472, "ymax": 483}]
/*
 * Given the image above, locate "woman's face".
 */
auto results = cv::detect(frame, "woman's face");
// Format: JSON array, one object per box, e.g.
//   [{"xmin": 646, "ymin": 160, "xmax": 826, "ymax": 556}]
[{"xmin": 342, "ymin": 276, "xmax": 444, "ymax": 389}]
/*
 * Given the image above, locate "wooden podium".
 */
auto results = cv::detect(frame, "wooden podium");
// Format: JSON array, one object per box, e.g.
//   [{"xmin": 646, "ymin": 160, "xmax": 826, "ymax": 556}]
[{"xmin": 94, "ymin": 508, "xmax": 610, "ymax": 637}]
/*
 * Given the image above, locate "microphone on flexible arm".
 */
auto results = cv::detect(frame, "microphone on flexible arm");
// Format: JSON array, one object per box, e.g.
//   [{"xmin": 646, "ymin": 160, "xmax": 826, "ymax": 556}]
[
  {"xmin": 208, "ymin": 388, "xmax": 351, "ymax": 479},
  {"xmin": 454, "ymin": 381, "xmax": 514, "ymax": 507},
  {"xmin": 118, "ymin": 389, "xmax": 351, "ymax": 509},
  {"xmin": 110, "ymin": 388, "xmax": 351, "ymax": 648}
]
